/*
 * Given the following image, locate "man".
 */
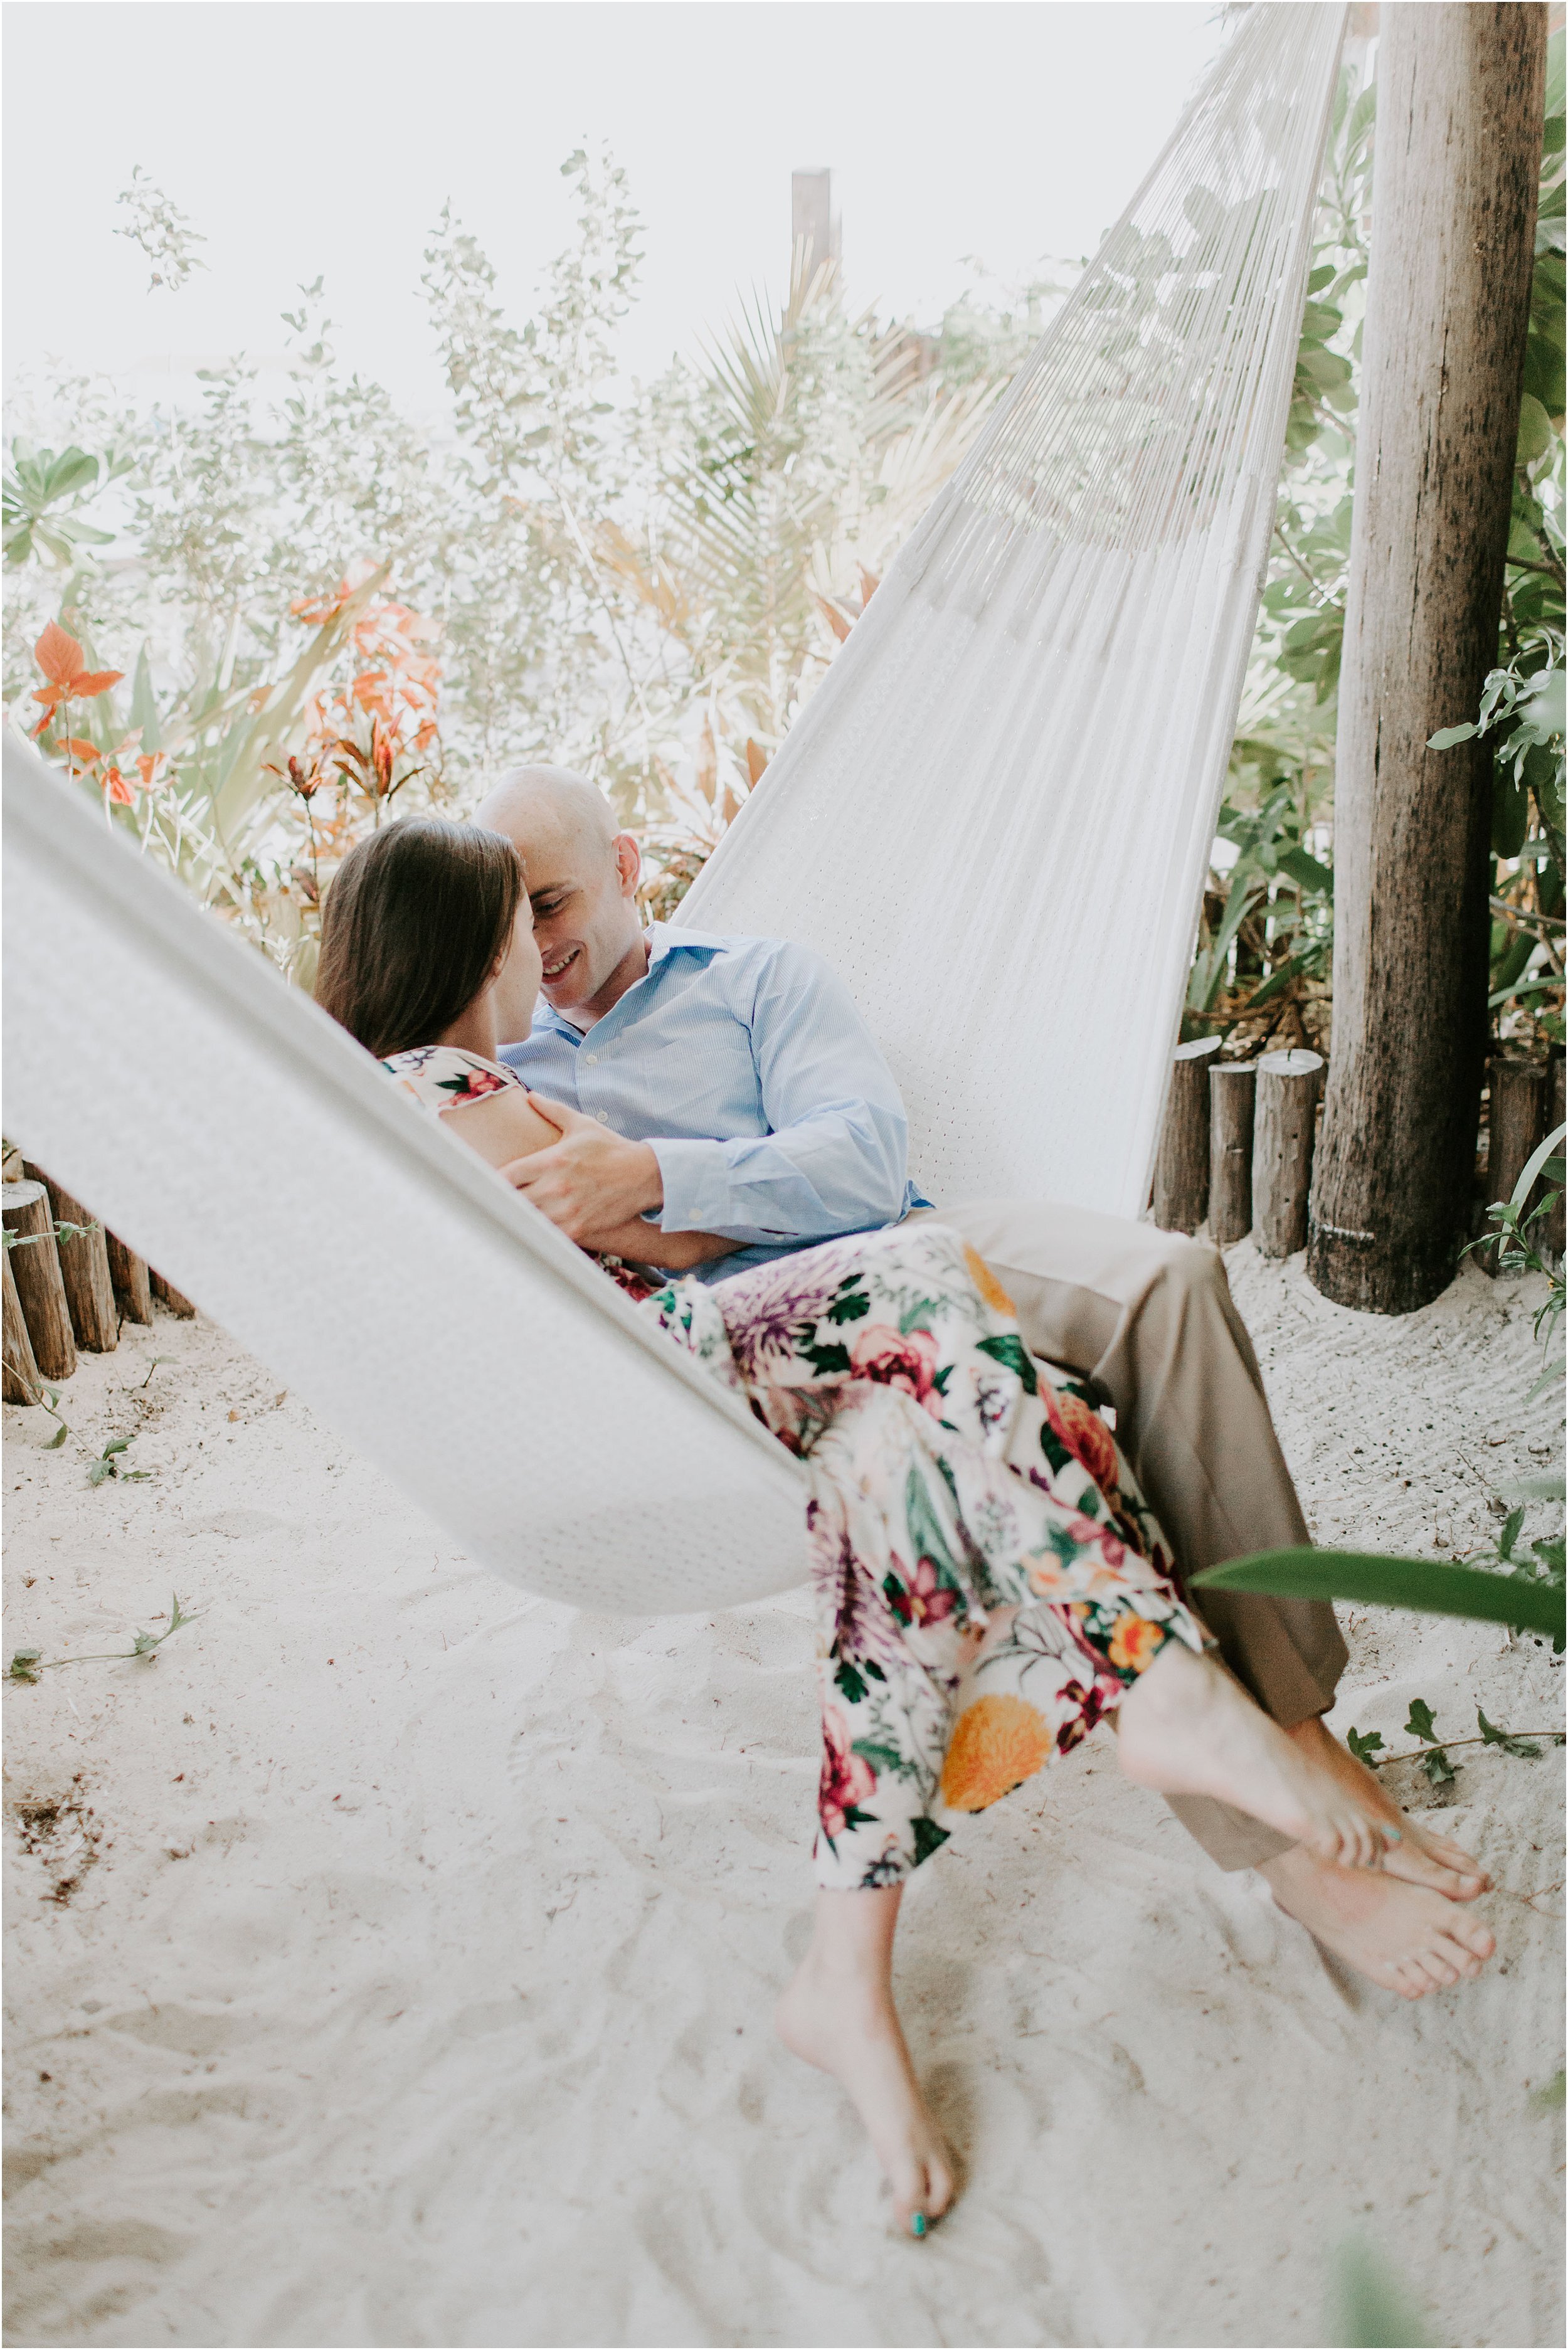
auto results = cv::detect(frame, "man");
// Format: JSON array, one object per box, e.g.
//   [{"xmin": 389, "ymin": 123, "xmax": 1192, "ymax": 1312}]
[{"xmin": 477, "ymin": 764, "xmax": 1495, "ymax": 2002}]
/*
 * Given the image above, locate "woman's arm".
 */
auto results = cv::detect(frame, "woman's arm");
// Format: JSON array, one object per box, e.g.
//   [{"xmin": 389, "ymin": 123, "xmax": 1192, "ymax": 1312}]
[
  {"xmin": 440, "ymin": 1090, "xmax": 738, "ymax": 1271},
  {"xmin": 437, "ymin": 1086, "xmax": 561, "ymax": 1170}
]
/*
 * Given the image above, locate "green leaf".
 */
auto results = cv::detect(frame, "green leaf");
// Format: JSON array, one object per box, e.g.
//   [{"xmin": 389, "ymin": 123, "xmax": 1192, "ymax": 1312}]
[
  {"xmin": 1517, "ymin": 390, "xmax": 1555, "ymax": 463},
  {"xmin": 824, "ymin": 1284, "xmax": 870, "ymax": 1326},
  {"xmin": 974, "ymin": 1332, "xmax": 1038, "ymax": 1394},
  {"xmin": 1421, "ymin": 1746, "xmax": 1456, "ymax": 1786},
  {"xmin": 850, "ymin": 1740, "xmax": 903, "ymax": 1774},
  {"xmin": 1532, "ymin": 2069, "xmax": 1567, "ymax": 2112},
  {"xmin": 1276, "ymin": 843, "xmax": 1334, "ymax": 895},
  {"xmin": 834, "ymin": 1659, "xmax": 867, "ymax": 1705},
  {"xmin": 911, "ymin": 1816, "xmax": 950, "ymax": 1865},
  {"xmin": 43, "ymin": 1423, "xmax": 67, "ymax": 1451},
  {"xmin": 1428, "ymin": 721, "xmax": 1480, "ymax": 749},
  {"xmin": 1404, "ymin": 1698, "xmax": 1439, "ymax": 1744},
  {"xmin": 1477, "ymin": 1705, "xmax": 1541, "ymax": 1759},
  {"xmin": 1346, "ymin": 1727, "xmax": 1384, "ymax": 1763},
  {"xmin": 1497, "ymin": 1506, "xmax": 1525, "ymax": 1564},
  {"xmin": 1192, "ymin": 1548, "xmax": 1566, "ymax": 1643}
]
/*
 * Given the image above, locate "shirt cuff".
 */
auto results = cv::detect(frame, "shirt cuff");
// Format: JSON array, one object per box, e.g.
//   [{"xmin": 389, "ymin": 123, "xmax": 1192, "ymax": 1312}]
[{"xmin": 647, "ymin": 1137, "xmax": 739, "ymax": 1234}]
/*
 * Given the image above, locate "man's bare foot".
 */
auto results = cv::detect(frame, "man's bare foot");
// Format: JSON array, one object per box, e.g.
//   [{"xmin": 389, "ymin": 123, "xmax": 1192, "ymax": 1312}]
[
  {"xmin": 777, "ymin": 1890, "xmax": 956, "ymax": 2236},
  {"xmin": 1261, "ymin": 1843, "xmax": 1496, "ymax": 1997},
  {"xmin": 1117, "ymin": 1639, "xmax": 1389, "ymax": 1869},
  {"xmin": 1285, "ymin": 1716, "xmax": 1490, "ymax": 1900}
]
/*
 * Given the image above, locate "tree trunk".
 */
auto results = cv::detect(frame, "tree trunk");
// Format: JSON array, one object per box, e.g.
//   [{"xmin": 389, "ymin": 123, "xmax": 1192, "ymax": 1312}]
[
  {"xmin": 107, "ymin": 1233, "xmax": 153, "ymax": 1325},
  {"xmin": 25, "ymin": 1166, "xmax": 119, "ymax": 1352},
  {"xmin": 1152, "ymin": 1037, "xmax": 1221, "ymax": 1234},
  {"xmin": 1209, "ymin": 1062, "xmax": 1258, "ymax": 1246},
  {"xmin": 3, "ymin": 1251, "xmax": 41, "ymax": 1404},
  {"xmin": 1308, "ymin": 3, "xmax": 1547, "ymax": 1315},
  {"xmin": 1253, "ymin": 1051, "xmax": 1324, "ymax": 1257},
  {"xmin": 3, "ymin": 1180, "xmax": 77, "ymax": 1382}
]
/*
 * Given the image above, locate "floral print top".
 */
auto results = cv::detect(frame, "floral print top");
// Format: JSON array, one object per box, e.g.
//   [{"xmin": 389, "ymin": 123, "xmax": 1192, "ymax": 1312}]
[{"xmin": 381, "ymin": 1044, "xmax": 661, "ymax": 1302}]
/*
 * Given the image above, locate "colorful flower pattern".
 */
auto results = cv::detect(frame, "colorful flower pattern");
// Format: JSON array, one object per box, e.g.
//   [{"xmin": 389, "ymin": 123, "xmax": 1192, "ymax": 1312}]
[
  {"xmin": 383, "ymin": 1045, "xmax": 662, "ymax": 1301},
  {"xmin": 640, "ymin": 1222, "xmax": 1206, "ymax": 1889}
]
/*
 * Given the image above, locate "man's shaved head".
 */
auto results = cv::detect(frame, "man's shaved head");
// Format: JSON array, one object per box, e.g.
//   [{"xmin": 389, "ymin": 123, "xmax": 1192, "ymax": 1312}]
[
  {"xmin": 475, "ymin": 765, "xmax": 619, "ymax": 859},
  {"xmin": 474, "ymin": 765, "xmax": 647, "ymax": 1031}
]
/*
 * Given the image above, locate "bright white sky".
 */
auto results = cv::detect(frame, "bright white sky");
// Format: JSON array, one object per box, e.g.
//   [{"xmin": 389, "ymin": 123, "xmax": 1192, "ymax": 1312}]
[{"xmin": 4, "ymin": 1, "xmax": 1223, "ymax": 417}]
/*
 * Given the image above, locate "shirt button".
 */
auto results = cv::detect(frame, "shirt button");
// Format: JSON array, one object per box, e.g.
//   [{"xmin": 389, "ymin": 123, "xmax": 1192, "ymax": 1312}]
[
  {"xmin": 583, "ymin": 1052, "xmax": 598, "ymax": 1066},
  {"xmin": 596, "ymin": 1111, "xmax": 610, "ymax": 1124}
]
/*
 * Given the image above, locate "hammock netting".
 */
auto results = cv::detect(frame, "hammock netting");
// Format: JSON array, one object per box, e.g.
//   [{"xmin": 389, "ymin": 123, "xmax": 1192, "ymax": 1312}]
[
  {"xmin": 683, "ymin": 1, "xmax": 1347, "ymax": 1217},
  {"xmin": 2, "ymin": 3, "xmax": 1346, "ymax": 1614}
]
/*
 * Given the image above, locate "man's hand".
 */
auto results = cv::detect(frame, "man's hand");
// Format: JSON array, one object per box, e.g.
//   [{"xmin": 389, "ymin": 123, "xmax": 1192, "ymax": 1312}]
[{"xmin": 503, "ymin": 1094, "xmax": 664, "ymax": 1243}]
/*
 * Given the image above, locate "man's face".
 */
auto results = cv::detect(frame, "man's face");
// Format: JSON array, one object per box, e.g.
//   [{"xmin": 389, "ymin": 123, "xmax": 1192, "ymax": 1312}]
[{"xmin": 494, "ymin": 817, "xmax": 642, "ymax": 1017}]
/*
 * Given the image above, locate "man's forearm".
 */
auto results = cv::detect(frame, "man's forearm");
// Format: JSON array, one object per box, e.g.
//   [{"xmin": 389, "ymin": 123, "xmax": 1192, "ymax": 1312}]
[{"xmin": 650, "ymin": 1112, "xmax": 909, "ymax": 1246}]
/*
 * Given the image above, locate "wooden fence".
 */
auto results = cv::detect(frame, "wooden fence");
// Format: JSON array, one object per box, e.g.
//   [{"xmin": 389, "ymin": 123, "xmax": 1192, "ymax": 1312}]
[
  {"xmin": 1, "ymin": 1158, "xmax": 193, "ymax": 1407},
  {"xmin": 1152, "ymin": 1047, "xmax": 1564, "ymax": 1272}
]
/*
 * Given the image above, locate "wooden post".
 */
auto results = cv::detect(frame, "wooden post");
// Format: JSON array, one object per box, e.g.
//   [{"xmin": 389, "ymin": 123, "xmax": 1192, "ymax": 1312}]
[
  {"xmin": 1308, "ymin": 4, "xmax": 1547, "ymax": 1314},
  {"xmin": 24, "ymin": 1166, "xmax": 118, "ymax": 1352},
  {"xmin": 1479, "ymin": 1056, "xmax": 1547, "ymax": 1273},
  {"xmin": 792, "ymin": 169, "xmax": 840, "ymax": 282},
  {"xmin": 1545, "ymin": 1056, "xmax": 1565, "ymax": 1270},
  {"xmin": 3, "ymin": 1180, "xmax": 77, "ymax": 1381},
  {"xmin": 3, "ymin": 1251, "xmax": 42, "ymax": 1404},
  {"xmin": 107, "ymin": 1232, "xmax": 153, "ymax": 1325},
  {"xmin": 1152, "ymin": 1037, "xmax": 1221, "ymax": 1234},
  {"xmin": 151, "ymin": 1269, "xmax": 196, "ymax": 1319},
  {"xmin": 1254, "ymin": 1049, "xmax": 1323, "ymax": 1258},
  {"xmin": 1209, "ymin": 1062, "xmax": 1258, "ymax": 1246}
]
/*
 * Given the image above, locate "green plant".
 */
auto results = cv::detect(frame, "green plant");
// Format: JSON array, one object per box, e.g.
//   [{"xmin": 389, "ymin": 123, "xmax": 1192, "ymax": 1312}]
[
  {"xmin": 1329, "ymin": 2238, "xmax": 1433, "ymax": 2349},
  {"xmin": 7, "ymin": 1592, "xmax": 198, "ymax": 1683},
  {"xmin": 87, "ymin": 1436, "xmax": 151, "ymax": 1487},
  {"xmin": 1194, "ymin": 1550, "xmax": 1565, "ymax": 1646},
  {"xmin": 1461, "ymin": 1121, "xmax": 1565, "ymax": 1403}
]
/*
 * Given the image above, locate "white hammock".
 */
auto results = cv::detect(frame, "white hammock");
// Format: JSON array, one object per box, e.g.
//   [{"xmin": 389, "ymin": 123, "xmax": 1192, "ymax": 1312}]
[
  {"xmin": 1, "ymin": 3, "xmax": 1345, "ymax": 1617},
  {"xmin": 683, "ymin": 1, "xmax": 1346, "ymax": 1214}
]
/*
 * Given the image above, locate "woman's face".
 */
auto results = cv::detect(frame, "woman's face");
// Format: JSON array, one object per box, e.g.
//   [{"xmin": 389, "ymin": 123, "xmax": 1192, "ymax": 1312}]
[{"xmin": 490, "ymin": 894, "xmax": 543, "ymax": 1047}]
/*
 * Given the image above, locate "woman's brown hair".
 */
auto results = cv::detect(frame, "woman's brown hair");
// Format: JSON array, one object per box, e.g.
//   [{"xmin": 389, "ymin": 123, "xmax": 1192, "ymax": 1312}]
[{"xmin": 314, "ymin": 817, "xmax": 524, "ymax": 1060}]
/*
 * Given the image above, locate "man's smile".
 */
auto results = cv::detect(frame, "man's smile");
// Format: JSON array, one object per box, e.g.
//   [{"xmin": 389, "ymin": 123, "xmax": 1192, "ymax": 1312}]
[{"xmin": 542, "ymin": 946, "xmax": 583, "ymax": 983}]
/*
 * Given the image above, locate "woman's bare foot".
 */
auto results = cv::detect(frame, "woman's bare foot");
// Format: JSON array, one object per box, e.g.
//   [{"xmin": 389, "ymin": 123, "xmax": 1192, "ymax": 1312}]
[
  {"xmin": 1285, "ymin": 1716, "xmax": 1490, "ymax": 1900},
  {"xmin": 1261, "ymin": 1844, "xmax": 1496, "ymax": 1996},
  {"xmin": 1117, "ymin": 1639, "xmax": 1390, "ymax": 1869},
  {"xmin": 776, "ymin": 1888, "xmax": 956, "ymax": 2236}
]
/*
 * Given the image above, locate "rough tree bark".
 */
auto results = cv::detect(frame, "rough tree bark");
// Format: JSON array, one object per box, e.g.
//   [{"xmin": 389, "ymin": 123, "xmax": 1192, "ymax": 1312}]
[{"xmin": 1308, "ymin": 4, "xmax": 1547, "ymax": 1314}]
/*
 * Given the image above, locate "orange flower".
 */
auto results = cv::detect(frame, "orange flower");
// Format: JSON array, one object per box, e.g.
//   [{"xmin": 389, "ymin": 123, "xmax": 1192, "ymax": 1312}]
[
  {"xmin": 31, "ymin": 620, "xmax": 122, "ymax": 731},
  {"xmin": 940, "ymin": 1693, "xmax": 1054, "ymax": 1811},
  {"xmin": 962, "ymin": 1244, "xmax": 1018, "ymax": 1320},
  {"xmin": 1107, "ymin": 1613, "xmax": 1165, "ymax": 1676},
  {"xmin": 1044, "ymin": 1382, "xmax": 1121, "ymax": 1500}
]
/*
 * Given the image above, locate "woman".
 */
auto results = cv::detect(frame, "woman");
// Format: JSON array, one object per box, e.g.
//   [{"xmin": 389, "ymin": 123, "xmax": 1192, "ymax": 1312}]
[{"xmin": 317, "ymin": 817, "xmax": 1396, "ymax": 2236}]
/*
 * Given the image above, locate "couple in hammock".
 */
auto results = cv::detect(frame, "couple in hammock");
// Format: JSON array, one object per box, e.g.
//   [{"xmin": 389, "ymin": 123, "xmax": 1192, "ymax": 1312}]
[{"xmin": 314, "ymin": 766, "xmax": 1495, "ymax": 2238}]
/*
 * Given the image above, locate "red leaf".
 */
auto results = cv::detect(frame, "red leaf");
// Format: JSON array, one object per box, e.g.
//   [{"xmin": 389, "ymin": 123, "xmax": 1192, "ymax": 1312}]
[
  {"xmin": 34, "ymin": 620, "xmax": 85, "ymax": 689},
  {"xmin": 72, "ymin": 669, "xmax": 123, "ymax": 701}
]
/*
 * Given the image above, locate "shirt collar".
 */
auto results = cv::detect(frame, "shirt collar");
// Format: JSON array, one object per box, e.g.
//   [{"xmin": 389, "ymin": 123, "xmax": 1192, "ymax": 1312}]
[{"xmin": 529, "ymin": 925, "xmax": 727, "ymax": 1040}]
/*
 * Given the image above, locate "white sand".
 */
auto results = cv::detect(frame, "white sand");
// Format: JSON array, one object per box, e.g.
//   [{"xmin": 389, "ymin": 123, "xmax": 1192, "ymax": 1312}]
[{"xmin": 4, "ymin": 1244, "xmax": 1564, "ymax": 2349}]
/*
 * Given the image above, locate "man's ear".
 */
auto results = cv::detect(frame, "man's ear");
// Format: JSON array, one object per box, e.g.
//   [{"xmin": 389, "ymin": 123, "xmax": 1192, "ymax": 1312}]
[{"xmin": 613, "ymin": 832, "xmax": 642, "ymax": 901}]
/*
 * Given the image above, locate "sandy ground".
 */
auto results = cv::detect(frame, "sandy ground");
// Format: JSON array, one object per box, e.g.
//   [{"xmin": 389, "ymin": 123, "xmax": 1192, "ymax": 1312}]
[{"xmin": 3, "ymin": 1241, "xmax": 1564, "ymax": 2350}]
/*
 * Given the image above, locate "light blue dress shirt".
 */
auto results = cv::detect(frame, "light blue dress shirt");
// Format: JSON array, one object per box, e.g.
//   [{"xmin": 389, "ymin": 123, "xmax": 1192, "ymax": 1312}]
[{"xmin": 499, "ymin": 925, "xmax": 925, "ymax": 1282}]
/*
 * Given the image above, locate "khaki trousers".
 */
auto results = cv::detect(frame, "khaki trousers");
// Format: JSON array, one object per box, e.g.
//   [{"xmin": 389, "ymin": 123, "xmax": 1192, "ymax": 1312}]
[{"xmin": 908, "ymin": 1199, "xmax": 1347, "ymax": 1870}]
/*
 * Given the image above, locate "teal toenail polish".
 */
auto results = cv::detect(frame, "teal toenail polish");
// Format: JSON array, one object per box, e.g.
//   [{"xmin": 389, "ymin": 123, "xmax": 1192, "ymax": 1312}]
[
  {"xmin": 911, "ymin": 2213, "xmax": 927, "ymax": 2238},
  {"xmin": 1384, "ymin": 1826, "xmax": 1402, "ymax": 1843}
]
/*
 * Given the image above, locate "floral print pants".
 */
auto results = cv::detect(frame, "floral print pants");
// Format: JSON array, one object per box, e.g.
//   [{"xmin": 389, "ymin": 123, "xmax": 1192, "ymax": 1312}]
[{"xmin": 642, "ymin": 1224, "xmax": 1207, "ymax": 1892}]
